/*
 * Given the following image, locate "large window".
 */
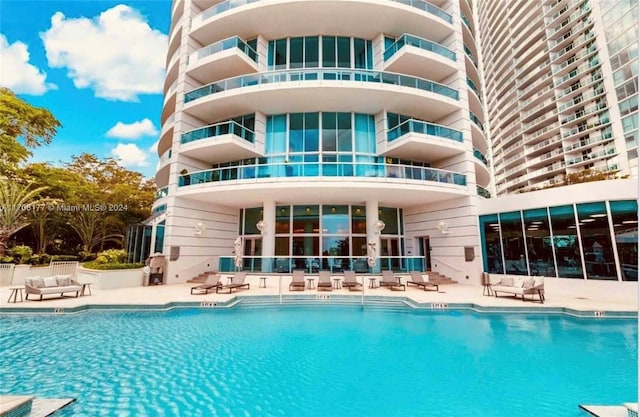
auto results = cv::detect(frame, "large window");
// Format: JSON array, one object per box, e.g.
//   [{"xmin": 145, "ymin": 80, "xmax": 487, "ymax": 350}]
[
  {"xmin": 549, "ymin": 205, "xmax": 583, "ymax": 278},
  {"xmin": 523, "ymin": 209, "xmax": 555, "ymax": 277},
  {"xmin": 610, "ymin": 200, "xmax": 638, "ymax": 281},
  {"xmin": 479, "ymin": 215, "xmax": 503, "ymax": 273},
  {"xmin": 268, "ymin": 36, "xmax": 373, "ymax": 70},
  {"xmin": 577, "ymin": 202, "xmax": 617, "ymax": 280},
  {"xmin": 500, "ymin": 211, "xmax": 527, "ymax": 275}
]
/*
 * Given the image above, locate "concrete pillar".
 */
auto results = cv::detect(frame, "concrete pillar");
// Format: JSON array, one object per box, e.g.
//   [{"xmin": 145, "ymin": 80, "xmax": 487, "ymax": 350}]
[
  {"xmin": 262, "ymin": 200, "xmax": 276, "ymax": 272},
  {"xmin": 366, "ymin": 200, "xmax": 380, "ymax": 272}
]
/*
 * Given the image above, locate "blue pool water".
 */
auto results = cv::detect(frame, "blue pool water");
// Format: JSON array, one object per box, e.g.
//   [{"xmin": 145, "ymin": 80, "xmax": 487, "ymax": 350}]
[{"xmin": 1, "ymin": 307, "xmax": 637, "ymax": 417}]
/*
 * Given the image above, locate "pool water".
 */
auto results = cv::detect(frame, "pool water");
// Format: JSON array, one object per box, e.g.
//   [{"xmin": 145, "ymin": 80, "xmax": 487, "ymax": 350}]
[{"xmin": 1, "ymin": 307, "xmax": 637, "ymax": 417}]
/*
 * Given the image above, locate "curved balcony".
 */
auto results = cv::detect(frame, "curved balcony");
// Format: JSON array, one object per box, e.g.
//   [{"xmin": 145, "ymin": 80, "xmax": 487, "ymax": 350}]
[
  {"xmin": 180, "ymin": 121, "xmax": 261, "ymax": 164},
  {"xmin": 155, "ymin": 149, "xmax": 172, "ymax": 188},
  {"xmin": 166, "ymin": 19, "xmax": 183, "ymax": 65},
  {"xmin": 187, "ymin": 36, "xmax": 259, "ymax": 84},
  {"xmin": 382, "ymin": 34, "xmax": 457, "ymax": 81},
  {"xmin": 158, "ymin": 114, "xmax": 175, "ymax": 157},
  {"xmin": 473, "ymin": 147, "xmax": 490, "ymax": 187},
  {"xmin": 476, "ymin": 185, "xmax": 490, "ymax": 199},
  {"xmin": 467, "ymin": 79, "xmax": 483, "ymax": 117},
  {"xmin": 183, "ymin": 69, "xmax": 460, "ymax": 122},
  {"xmin": 190, "ymin": 0, "xmax": 453, "ymax": 48},
  {"xmin": 176, "ymin": 160, "xmax": 467, "ymax": 207},
  {"xmin": 469, "ymin": 111, "xmax": 484, "ymax": 131},
  {"xmin": 155, "ymin": 186, "xmax": 169, "ymax": 201},
  {"xmin": 382, "ymin": 119, "xmax": 464, "ymax": 162}
]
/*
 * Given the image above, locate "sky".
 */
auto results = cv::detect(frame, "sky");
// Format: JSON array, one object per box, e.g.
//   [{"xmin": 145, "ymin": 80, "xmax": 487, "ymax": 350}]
[{"xmin": 0, "ymin": 0, "xmax": 172, "ymax": 178}]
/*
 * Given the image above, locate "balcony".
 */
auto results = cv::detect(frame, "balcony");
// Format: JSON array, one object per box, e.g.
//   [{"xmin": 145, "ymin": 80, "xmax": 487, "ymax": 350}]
[
  {"xmin": 562, "ymin": 116, "xmax": 610, "ymax": 139},
  {"xmin": 190, "ymin": 0, "xmax": 453, "ymax": 48},
  {"xmin": 476, "ymin": 185, "xmax": 491, "ymax": 198},
  {"xmin": 383, "ymin": 34, "xmax": 458, "ymax": 80},
  {"xmin": 155, "ymin": 149, "xmax": 172, "ymax": 188},
  {"xmin": 557, "ymin": 86, "xmax": 604, "ymax": 112},
  {"xmin": 548, "ymin": 18, "xmax": 594, "ymax": 51},
  {"xmin": 566, "ymin": 147, "xmax": 616, "ymax": 166},
  {"xmin": 556, "ymin": 72, "xmax": 602, "ymax": 100},
  {"xmin": 469, "ymin": 111, "xmax": 484, "ymax": 131},
  {"xmin": 176, "ymin": 160, "xmax": 468, "ymax": 207},
  {"xmin": 180, "ymin": 121, "xmax": 261, "ymax": 164},
  {"xmin": 563, "ymin": 130, "xmax": 613, "ymax": 152},
  {"xmin": 550, "ymin": 33, "xmax": 595, "ymax": 62},
  {"xmin": 551, "ymin": 44, "xmax": 598, "ymax": 76},
  {"xmin": 182, "ymin": 69, "xmax": 460, "ymax": 123},
  {"xmin": 464, "ymin": 44, "xmax": 478, "ymax": 67},
  {"xmin": 384, "ymin": 119, "xmax": 464, "ymax": 161},
  {"xmin": 187, "ymin": 36, "xmax": 258, "ymax": 84},
  {"xmin": 155, "ymin": 186, "xmax": 169, "ymax": 201},
  {"xmin": 560, "ymin": 102, "xmax": 607, "ymax": 126}
]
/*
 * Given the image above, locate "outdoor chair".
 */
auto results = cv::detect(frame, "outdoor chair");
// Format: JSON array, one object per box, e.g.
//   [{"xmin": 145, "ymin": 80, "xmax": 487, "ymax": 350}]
[
  {"xmin": 342, "ymin": 271, "xmax": 362, "ymax": 292},
  {"xmin": 407, "ymin": 271, "xmax": 439, "ymax": 292},
  {"xmin": 317, "ymin": 271, "xmax": 333, "ymax": 291},
  {"xmin": 380, "ymin": 271, "xmax": 406, "ymax": 291},
  {"xmin": 190, "ymin": 274, "xmax": 221, "ymax": 295},
  {"xmin": 216, "ymin": 272, "xmax": 249, "ymax": 294},
  {"xmin": 289, "ymin": 270, "xmax": 306, "ymax": 291}
]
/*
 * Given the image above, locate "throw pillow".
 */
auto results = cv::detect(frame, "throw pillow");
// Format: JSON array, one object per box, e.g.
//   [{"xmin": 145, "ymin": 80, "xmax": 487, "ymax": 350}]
[
  {"xmin": 42, "ymin": 276, "xmax": 59, "ymax": 287},
  {"xmin": 501, "ymin": 277, "xmax": 514, "ymax": 287},
  {"xmin": 28, "ymin": 277, "xmax": 44, "ymax": 288},
  {"xmin": 56, "ymin": 276, "xmax": 71, "ymax": 286},
  {"xmin": 522, "ymin": 278, "xmax": 536, "ymax": 289}
]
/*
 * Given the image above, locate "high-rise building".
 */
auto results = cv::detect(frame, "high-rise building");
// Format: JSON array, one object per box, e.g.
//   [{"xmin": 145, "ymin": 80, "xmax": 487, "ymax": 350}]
[
  {"xmin": 132, "ymin": 0, "xmax": 637, "ymax": 284},
  {"xmin": 476, "ymin": 0, "xmax": 638, "ymax": 195}
]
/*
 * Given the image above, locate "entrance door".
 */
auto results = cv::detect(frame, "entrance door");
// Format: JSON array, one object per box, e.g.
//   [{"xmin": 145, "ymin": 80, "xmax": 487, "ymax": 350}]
[
  {"xmin": 380, "ymin": 237, "xmax": 400, "ymax": 270},
  {"xmin": 243, "ymin": 238, "xmax": 262, "ymax": 271},
  {"xmin": 418, "ymin": 237, "xmax": 432, "ymax": 271}
]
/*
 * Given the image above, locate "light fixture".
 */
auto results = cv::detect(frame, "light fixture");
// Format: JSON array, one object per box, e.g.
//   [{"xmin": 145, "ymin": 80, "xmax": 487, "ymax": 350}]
[
  {"xmin": 256, "ymin": 220, "xmax": 267, "ymax": 234},
  {"xmin": 582, "ymin": 219, "xmax": 596, "ymax": 223},
  {"xmin": 590, "ymin": 214, "xmax": 607, "ymax": 218},
  {"xmin": 437, "ymin": 221, "xmax": 450, "ymax": 235},
  {"xmin": 622, "ymin": 220, "xmax": 638, "ymax": 224},
  {"xmin": 375, "ymin": 220, "xmax": 386, "ymax": 233},
  {"xmin": 194, "ymin": 222, "xmax": 205, "ymax": 236}
]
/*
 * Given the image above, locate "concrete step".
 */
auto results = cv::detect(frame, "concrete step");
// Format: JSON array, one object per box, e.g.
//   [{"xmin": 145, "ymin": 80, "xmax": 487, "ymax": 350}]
[
  {"xmin": 186, "ymin": 271, "xmax": 217, "ymax": 284},
  {"xmin": 0, "ymin": 395, "xmax": 33, "ymax": 417}
]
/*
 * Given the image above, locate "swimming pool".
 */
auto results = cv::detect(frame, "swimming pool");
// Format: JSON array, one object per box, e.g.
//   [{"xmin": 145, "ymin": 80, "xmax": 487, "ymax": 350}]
[{"xmin": 1, "ymin": 307, "xmax": 637, "ymax": 416}]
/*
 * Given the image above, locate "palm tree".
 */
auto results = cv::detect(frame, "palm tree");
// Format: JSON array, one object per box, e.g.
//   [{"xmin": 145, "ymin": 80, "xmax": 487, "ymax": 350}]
[{"xmin": 0, "ymin": 180, "xmax": 47, "ymax": 256}]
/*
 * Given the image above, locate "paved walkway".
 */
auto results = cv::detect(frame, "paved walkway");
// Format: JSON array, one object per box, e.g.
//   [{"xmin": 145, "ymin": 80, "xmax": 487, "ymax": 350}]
[{"xmin": 1, "ymin": 275, "xmax": 637, "ymax": 313}]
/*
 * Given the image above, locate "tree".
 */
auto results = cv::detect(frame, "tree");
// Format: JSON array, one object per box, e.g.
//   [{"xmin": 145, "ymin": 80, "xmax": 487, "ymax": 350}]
[
  {"xmin": 0, "ymin": 180, "xmax": 47, "ymax": 256},
  {"xmin": 66, "ymin": 210, "xmax": 123, "ymax": 253},
  {"xmin": 0, "ymin": 88, "xmax": 62, "ymax": 174}
]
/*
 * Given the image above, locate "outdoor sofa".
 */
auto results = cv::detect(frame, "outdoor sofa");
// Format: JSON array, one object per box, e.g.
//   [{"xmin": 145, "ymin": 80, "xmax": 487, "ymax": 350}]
[
  {"xmin": 491, "ymin": 275, "xmax": 545, "ymax": 303},
  {"xmin": 24, "ymin": 275, "xmax": 82, "ymax": 300}
]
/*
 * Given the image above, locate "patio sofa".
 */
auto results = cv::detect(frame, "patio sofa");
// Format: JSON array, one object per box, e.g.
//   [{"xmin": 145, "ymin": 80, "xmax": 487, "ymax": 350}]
[
  {"xmin": 491, "ymin": 275, "xmax": 545, "ymax": 303},
  {"xmin": 25, "ymin": 275, "xmax": 82, "ymax": 301}
]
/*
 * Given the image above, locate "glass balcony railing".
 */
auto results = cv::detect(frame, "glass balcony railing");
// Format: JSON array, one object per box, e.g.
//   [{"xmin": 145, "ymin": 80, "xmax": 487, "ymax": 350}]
[
  {"xmin": 181, "ymin": 120, "xmax": 255, "ymax": 144},
  {"xmin": 199, "ymin": 0, "xmax": 453, "ymax": 24},
  {"xmin": 469, "ymin": 111, "xmax": 484, "ymax": 131},
  {"xmin": 383, "ymin": 34, "xmax": 456, "ymax": 62},
  {"xmin": 184, "ymin": 69, "xmax": 459, "ymax": 103},
  {"xmin": 179, "ymin": 161, "xmax": 466, "ymax": 187},
  {"xmin": 195, "ymin": 36, "xmax": 258, "ymax": 63},
  {"xmin": 155, "ymin": 186, "xmax": 169, "ymax": 200},
  {"xmin": 464, "ymin": 44, "xmax": 478, "ymax": 67},
  {"xmin": 476, "ymin": 185, "xmax": 491, "ymax": 198},
  {"xmin": 473, "ymin": 148, "xmax": 489, "ymax": 166},
  {"xmin": 466, "ymin": 77, "xmax": 480, "ymax": 97},
  {"xmin": 152, "ymin": 204, "xmax": 167, "ymax": 215},
  {"xmin": 387, "ymin": 119, "xmax": 463, "ymax": 142}
]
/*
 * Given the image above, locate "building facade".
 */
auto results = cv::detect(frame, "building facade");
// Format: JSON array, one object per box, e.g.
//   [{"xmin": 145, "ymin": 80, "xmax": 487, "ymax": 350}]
[
  {"xmin": 476, "ymin": 0, "xmax": 638, "ymax": 195},
  {"xmin": 140, "ymin": 0, "xmax": 637, "ymax": 285}
]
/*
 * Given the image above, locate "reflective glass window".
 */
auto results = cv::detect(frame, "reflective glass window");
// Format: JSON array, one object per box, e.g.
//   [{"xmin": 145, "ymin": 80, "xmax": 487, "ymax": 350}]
[
  {"xmin": 523, "ymin": 208, "xmax": 555, "ymax": 277},
  {"xmin": 379, "ymin": 207, "xmax": 399, "ymax": 234},
  {"xmin": 322, "ymin": 36, "xmax": 336, "ymax": 67},
  {"xmin": 322, "ymin": 112, "xmax": 337, "ymax": 151},
  {"xmin": 479, "ymin": 214, "xmax": 503, "ymax": 274},
  {"xmin": 274, "ymin": 39, "xmax": 287, "ymax": 70},
  {"xmin": 337, "ymin": 113, "xmax": 352, "ymax": 152},
  {"xmin": 276, "ymin": 206, "xmax": 290, "ymax": 234},
  {"xmin": 351, "ymin": 205, "xmax": 366, "ymax": 233},
  {"xmin": 337, "ymin": 37, "xmax": 351, "ymax": 67},
  {"xmin": 290, "ymin": 37, "xmax": 303, "ymax": 69},
  {"xmin": 289, "ymin": 113, "xmax": 304, "ymax": 152},
  {"xmin": 275, "ymin": 237, "xmax": 290, "ymax": 256},
  {"xmin": 354, "ymin": 114, "xmax": 375, "ymax": 154},
  {"xmin": 305, "ymin": 37, "xmax": 319, "ymax": 68},
  {"xmin": 292, "ymin": 205, "xmax": 319, "ymax": 233},
  {"xmin": 500, "ymin": 211, "xmax": 527, "ymax": 275},
  {"xmin": 322, "ymin": 205, "xmax": 349, "ymax": 234},
  {"xmin": 610, "ymin": 200, "xmax": 638, "ymax": 281},
  {"xmin": 577, "ymin": 202, "xmax": 617, "ymax": 280},
  {"xmin": 549, "ymin": 205, "xmax": 583, "ymax": 278},
  {"xmin": 243, "ymin": 207, "xmax": 262, "ymax": 235}
]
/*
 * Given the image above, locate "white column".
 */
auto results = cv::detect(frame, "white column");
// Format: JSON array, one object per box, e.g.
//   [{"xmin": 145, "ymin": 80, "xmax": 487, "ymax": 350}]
[
  {"xmin": 262, "ymin": 200, "xmax": 276, "ymax": 272},
  {"xmin": 366, "ymin": 200, "xmax": 380, "ymax": 272}
]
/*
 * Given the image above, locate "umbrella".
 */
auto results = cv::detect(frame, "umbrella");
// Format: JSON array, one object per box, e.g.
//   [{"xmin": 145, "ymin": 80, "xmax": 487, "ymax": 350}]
[{"xmin": 234, "ymin": 237, "xmax": 243, "ymax": 270}]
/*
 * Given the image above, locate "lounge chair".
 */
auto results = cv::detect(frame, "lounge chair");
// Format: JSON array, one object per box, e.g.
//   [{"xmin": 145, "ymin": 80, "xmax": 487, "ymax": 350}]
[
  {"xmin": 342, "ymin": 271, "xmax": 362, "ymax": 291},
  {"xmin": 318, "ymin": 271, "xmax": 332, "ymax": 291},
  {"xmin": 216, "ymin": 272, "xmax": 249, "ymax": 294},
  {"xmin": 380, "ymin": 271, "xmax": 406, "ymax": 291},
  {"xmin": 289, "ymin": 270, "xmax": 305, "ymax": 291},
  {"xmin": 190, "ymin": 274, "xmax": 221, "ymax": 294},
  {"xmin": 407, "ymin": 271, "xmax": 439, "ymax": 292}
]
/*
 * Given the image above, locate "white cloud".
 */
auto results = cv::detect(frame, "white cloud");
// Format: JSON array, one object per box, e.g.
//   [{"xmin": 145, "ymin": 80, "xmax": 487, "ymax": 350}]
[
  {"xmin": 110, "ymin": 143, "xmax": 149, "ymax": 167},
  {"xmin": 41, "ymin": 5, "xmax": 167, "ymax": 101},
  {"xmin": 148, "ymin": 140, "xmax": 159, "ymax": 153},
  {"xmin": 106, "ymin": 118, "xmax": 158, "ymax": 139},
  {"xmin": 0, "ymin": 34, "xmax": 57, "ymax": 95}
]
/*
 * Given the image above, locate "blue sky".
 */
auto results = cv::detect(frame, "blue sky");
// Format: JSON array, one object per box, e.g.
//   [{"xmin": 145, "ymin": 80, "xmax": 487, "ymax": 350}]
[{"xmin": 0, "ymin": 0, "xmax": 172, "ymax": 178}]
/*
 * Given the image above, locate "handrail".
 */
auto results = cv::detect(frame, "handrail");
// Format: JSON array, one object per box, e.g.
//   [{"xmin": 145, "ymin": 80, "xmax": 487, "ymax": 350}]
[
  {"xmin": 383, "ymin": 33, "xmax": 456, "ymax": 62},
  {"xmin": 431, "ymin": 257, "xmax": 463, "ymax": 272},
  {"xmin": 197, "ymin": 0, "xmax": 453, "ymax": 25},
  {"xmin": 387, "ymin": 119, "xmax": 463, "ymax": 142},
  {"xmin": 192, "ymin": 36, "xmax": 258, "ymax": 63},
  {"xmin": 181, "ymin": 120, "xmax": 255, "ymax": 144},
  {"xmin": 179, "ymin": 160, "xmax": 467, "ymax": 187},
  {"xmin": 184, "ymin": 68, "xmax": 459, "ymax": 103}
]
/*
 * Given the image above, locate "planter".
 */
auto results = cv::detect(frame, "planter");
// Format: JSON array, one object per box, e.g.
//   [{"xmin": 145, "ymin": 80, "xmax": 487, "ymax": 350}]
[{"xmin": 78, "ymin": 267, "xmax": 144, "ymax": 289}]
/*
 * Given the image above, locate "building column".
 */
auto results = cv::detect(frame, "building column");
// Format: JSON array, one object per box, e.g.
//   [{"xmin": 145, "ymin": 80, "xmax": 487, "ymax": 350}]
[
  {"xmin": 262, "ymin": 200, "xmax": 276, "ymax": 272},
  {"xmin": 366, "ymin": 200, "xmax": 380, "ymax": 272}
]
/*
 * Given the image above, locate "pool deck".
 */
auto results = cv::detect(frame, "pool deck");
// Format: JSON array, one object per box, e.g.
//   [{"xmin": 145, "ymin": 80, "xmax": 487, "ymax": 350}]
[{"xmin": 0, "ymin": 276, "xmax": 637, "ymax": 315}]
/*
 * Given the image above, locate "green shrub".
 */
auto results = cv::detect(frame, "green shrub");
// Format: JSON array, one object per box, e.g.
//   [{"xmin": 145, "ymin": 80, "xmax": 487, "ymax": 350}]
[
  {"xmin": 79, "ymin": 251, "xmax": 97, "ymax": 262},
  {"xmin": 0, "ymin": 256, "xmax": 15, "ymax": 264},
  {"xmin": 95, "ymin": 255, "xmax": 108, "ymax": 264},
  {"xmin": 10, "ymin": 246, "xmax": 33, "ymax": 264},
  {"xmin": 29, "ymin": 254, "xmax": 51, "ymax": 266},
  {"xmin": 96, "ymin": 249, "xmax": 127, "ymax": 263},
  {"xmin": 51, "ymin": 255, "xmax": 80, "ymax": 262},
  {"xmin": 83, "ymin": 262, "xmax": 144, "ymax": 270}
]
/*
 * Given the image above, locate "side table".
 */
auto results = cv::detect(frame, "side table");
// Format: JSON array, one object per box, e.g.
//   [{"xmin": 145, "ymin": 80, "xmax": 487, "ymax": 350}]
[
  {"xmin": 368, "ymin": 277, "xmax": 378, "ymax": 289},
  {"xmin": 80, "ymin": 283, "xmax": 92, "ymax": 296},
  {"xmin": 306, "ymin": 278, "xmax": 315, "ymax": 289},
  {"xmin": 482, "ymin": 284, "xmax": 493, "ymax": 296},
  {"xmin": 259, "ymin": 277, "xmax": 268, "ymax": 288},
  {"xmin": 7, "ymin": 287, "xmax": 24, "ymax": 303},
  {"xmin": 332, "ymin": 278, "xmax": 342, "ymax": 289}
]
